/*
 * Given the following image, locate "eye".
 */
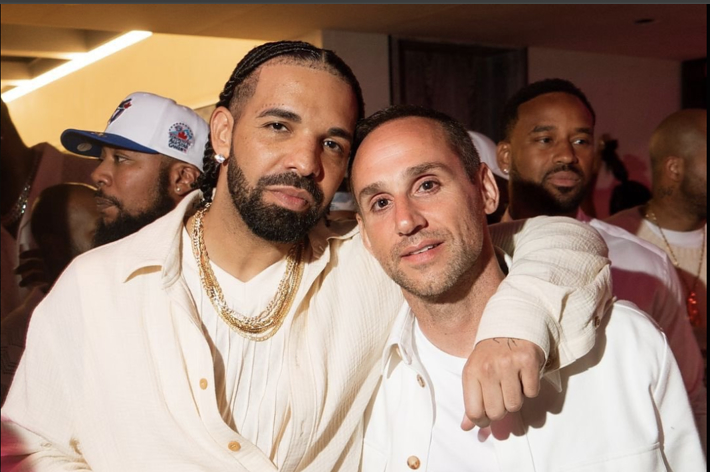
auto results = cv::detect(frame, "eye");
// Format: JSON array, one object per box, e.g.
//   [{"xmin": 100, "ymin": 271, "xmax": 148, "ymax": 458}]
[
  {"xmin": 267, "ymin": 122, "xmax": 288, "ymax": 132},
  {"xmin": 371, "ymin": 198, "xmax": 391, "ymax": 212},
  {"xmin": 417, "ymin": 180, "xmax": 439, "ymax": 193},
  {"xmin": 324, "ymin": 139, "xmax": 344, "ymax": 153},
  {"xmin": 573, "ymin": 138, "xmax": 591, "ymax": 146},
  {"xmin": 537, "ymin": 136, "xmax": 553, "ymax": 144}
]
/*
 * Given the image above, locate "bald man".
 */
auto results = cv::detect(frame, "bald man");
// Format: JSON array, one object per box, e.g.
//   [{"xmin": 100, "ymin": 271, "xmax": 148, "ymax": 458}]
[{"xmin": 607, "ymin": 109, "xmax": 707, "ymax": 383}]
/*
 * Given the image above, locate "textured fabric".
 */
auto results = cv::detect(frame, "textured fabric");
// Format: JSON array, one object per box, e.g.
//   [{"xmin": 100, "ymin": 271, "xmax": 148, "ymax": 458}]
[
  {"xmin": 1, "ymin": 192, "xmax": 611, "ymax": 471},
  {"xmin": 502, "ymin": 207, "xmax": 707, "ymax": 453},
  {"xmin": 363, "ymin": 301, "xmax": 705, "ymax": 472}
]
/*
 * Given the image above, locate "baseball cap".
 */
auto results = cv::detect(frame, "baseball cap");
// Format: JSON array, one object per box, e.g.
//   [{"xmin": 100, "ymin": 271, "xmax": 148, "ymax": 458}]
[
  {"xmin": 468, "ymin": 130, "xmax": 507, "ymax": 180},
  {"xmin": 61, "ymin": 92, "xmax": 208, "ymax": 171}
]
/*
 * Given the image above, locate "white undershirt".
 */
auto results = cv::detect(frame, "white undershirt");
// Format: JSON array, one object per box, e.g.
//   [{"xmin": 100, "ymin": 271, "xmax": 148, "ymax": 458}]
[
  {"xmin": 181, "ymin": 228, "xmax": 294, "ymax": 467},
  {"xmin": 414, "ymin": 320, "xmax": 500, "ymax": 472},
  {"xmin": 642, "ymin": 220, "xmax": 706, "ymax": 248}
]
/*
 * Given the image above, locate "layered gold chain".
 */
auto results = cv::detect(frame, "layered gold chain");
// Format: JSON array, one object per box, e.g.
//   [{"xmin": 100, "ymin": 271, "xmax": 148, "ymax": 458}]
[
  {"xmin": 646, "ymin": 209, "xmax": 705, "ymax": 327},
  {"xmin": 191, "ymin": 203, "xmax": 305, "ymax": 341}
]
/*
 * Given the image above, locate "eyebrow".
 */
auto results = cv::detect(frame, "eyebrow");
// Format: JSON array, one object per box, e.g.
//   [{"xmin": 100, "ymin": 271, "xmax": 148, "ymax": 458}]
[
  {"xmin": 531, "ymin": 125, "xmax": 593, "ymax": 135},
  {"xmin": 257, "ymin": 107, "xmax": 301, "ymax": 122},
  {"xmin": 256, "ymin": 107, "xmax": 353, "ymax": 141},
  {"xmin": 356, "ymin": 162, "xmax": 447, "ymax": 202}
]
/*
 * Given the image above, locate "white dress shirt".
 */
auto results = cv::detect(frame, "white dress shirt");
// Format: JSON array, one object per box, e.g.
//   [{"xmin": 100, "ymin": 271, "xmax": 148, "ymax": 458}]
[{"xmin": 363, "ymin": 299, "xmax": 705, "ymax": 472}]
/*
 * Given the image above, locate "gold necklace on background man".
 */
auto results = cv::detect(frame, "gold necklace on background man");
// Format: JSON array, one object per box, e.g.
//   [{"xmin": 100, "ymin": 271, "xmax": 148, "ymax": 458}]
[{"xmin": 646, "ymin": 207, "xmax": 706, "ymax": 328}]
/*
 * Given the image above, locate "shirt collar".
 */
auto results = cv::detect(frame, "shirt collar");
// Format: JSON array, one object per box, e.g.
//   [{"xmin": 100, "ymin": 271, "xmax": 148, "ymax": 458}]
[
  {"xmin": 115, "ymin": 191, "xmax": 360, "ymax": 285},
  {"xmin": 381, "ymin": 302, "xmax": 416, "ymax": 372}
]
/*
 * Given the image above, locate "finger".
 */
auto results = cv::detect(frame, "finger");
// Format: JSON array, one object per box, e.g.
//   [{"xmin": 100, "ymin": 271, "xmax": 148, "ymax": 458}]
[
  {"xmin": 501, "ymin": 373, "xmax": 524, "ymax": 413},
  {"xmin": 461, "ymin": 378, "xmax": 487, "ymax": 430},
  {"xmin": 14, "ymin": 260, "xmax": 45, "ymax": 274},
  {"xmin": 481, "ymin": 379, "xmax": 507, "ymax": 423},
  {"xmin": 520, "ymin": 363, "xmax": 541, "ymax": 399},
  {"xmin": 18, "ymin": 249, "xmax": 43, "ymax": 259},
  {"xmin": 18, "ymin": 272, "xmax": 49, "ymax": 288}
]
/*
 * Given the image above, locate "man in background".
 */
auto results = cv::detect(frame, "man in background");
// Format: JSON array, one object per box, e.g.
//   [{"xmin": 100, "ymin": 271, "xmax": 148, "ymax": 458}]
[
  {"xmin": 1, "ymin": 99, "xmax": 95, "ymax": 317},
  {"xmin": 1, "ymin": 182, "xmax": 99, "ymax": 404},
  {"xmin": 60, "ymin": 91, "xmax": 207, "ymax": 246},
  {"xmin": 607, "ymin": 108, "xmax": 707, "ymax": 382},
  {"xmin": 496, "ymin": 78, "xmax": 706, "ymax": 451}
]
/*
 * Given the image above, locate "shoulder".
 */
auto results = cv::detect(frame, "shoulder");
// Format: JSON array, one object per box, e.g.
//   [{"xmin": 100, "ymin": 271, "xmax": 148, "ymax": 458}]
[
  {"xmin": 605, "ymin": 300, "xmax": 668, "ymax": 354},
  {"xmin": 605, "ymin": 206, "xmax": 644, "ymax": 232},
  {"xmin": 589, "ymin": 219, "xmax": 672, "ymax": 267}
]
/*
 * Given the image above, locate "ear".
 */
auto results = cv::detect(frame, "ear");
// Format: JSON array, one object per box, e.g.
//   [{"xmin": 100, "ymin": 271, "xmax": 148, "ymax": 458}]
[
  {"xmin": 665, "ymin": 156, "xmax": 684, "ymax": 183},
  {"xmin": 355, "ymin": 213, "xmax": 374, "ymax": 255},
  {"xmin": 496, "ymin": 141, "xmax": 511, "ymax": 177},
  {"xmin": 170, "ymin": 163, "xmax": 202, "ymax": 200},
  {"xmin": 210, "ymin": 106, "xmax": 234, "ymax": 158},
  {"xmin": 479, "ymin": 163, "xmax": 500, "ymax": 215}
]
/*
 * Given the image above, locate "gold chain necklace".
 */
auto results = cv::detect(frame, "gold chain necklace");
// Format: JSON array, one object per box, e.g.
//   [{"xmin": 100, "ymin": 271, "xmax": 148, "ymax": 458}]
[
  {"xmin": 191, "ymin": 203, "xmax": 305, "ymax": 341},
  {"xmin": 646, "ymin": 208, "xmax": 706, "ymax": 327}
]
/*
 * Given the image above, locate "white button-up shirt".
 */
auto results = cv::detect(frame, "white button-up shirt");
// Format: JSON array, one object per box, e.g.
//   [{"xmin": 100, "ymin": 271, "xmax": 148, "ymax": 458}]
[{"xmin": 363, "ymin": 298, "xmax": 705, "ymax": 472}]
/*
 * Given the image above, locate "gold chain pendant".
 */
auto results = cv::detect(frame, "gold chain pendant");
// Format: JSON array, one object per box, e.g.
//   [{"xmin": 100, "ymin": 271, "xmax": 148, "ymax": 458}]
[{"xmin": 191, "ymin": 203, "xmax": 305, "ymax": 341}]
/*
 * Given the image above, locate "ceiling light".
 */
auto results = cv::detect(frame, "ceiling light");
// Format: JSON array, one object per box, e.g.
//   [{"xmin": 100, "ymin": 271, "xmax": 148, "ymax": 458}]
[{"xmin": 2, "ymin": 30, "xmax": 152, "ymax": 103}]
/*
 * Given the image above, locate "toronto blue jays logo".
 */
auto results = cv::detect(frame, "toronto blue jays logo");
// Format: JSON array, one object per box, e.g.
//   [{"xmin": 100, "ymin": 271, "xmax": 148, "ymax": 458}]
[
  {"xmin": 108, "ymin": 98, "xmax": 133, "ymax": 125},
  {"xmin": 168, "ymin": 123, "xmax": 194, "ymax": 153}
]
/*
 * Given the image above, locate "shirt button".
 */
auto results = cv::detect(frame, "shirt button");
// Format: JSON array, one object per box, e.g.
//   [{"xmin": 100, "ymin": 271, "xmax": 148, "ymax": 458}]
[
  {"xmin": 407, "ymin": 455, "xmax": 421, "ymax": 469},
  {"xmin": 416, "ymin": 374, "xmax": 426, "ymax": 388},
  {"xmin": 228, "ymin": 441, "xmax": 241, "ymax": 452},
  {"xmin": 199, "ymin": 378, "xmax": 208, "ymax": 390}
]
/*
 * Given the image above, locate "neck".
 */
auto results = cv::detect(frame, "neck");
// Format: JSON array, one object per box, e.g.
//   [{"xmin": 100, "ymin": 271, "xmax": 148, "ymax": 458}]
[
  {"xmin": 192, "ymin": 191, "xmax": 297, "ymax": 283},
  {"xmin": 646, "ymin": 198, "xmax": 706, "ymax": 232},
  {"xmin": 405, "ymin": 243, "xmax": 505, "ymax": 358}
]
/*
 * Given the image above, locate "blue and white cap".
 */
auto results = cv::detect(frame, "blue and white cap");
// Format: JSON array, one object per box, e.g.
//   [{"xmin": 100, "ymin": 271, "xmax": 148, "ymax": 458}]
[{"xmin": 61, "ymin": 92, "xmax": 208, "ymax": 171}]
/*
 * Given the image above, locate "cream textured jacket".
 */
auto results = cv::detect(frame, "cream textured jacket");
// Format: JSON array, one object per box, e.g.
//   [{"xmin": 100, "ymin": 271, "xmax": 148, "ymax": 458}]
[{"xmin": 1, "ymin": 193, "xmax": 611, "ymax": 471}]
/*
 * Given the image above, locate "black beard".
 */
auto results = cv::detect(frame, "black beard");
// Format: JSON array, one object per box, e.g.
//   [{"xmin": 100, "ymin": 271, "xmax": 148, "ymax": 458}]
[
  {"xmin": 226, "ymin": 152, "xmax": 325, "ymax": 244},
  {"xmin": 509, "ymin": 164, "xmax": 587, "ymax": 216},
  {"xmin": 92, "ymin": 168, "xmax": 175, "ymax": 247}
]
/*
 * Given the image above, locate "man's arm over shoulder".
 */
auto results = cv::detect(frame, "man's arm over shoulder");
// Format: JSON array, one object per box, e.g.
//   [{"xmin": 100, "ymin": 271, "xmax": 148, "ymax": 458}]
[{"xmin": 485, "ymin": 216, "xmax": 613, "ymax": 371}]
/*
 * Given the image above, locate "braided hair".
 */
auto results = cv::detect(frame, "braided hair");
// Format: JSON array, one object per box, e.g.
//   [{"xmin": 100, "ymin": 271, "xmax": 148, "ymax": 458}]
[{"xmin": 197, "ymin": 40, "xmax": 366, "ymax": 206}]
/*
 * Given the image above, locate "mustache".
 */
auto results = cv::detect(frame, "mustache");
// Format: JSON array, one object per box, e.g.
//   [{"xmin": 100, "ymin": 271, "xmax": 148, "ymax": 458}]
[
  {"xmin": 543, "ymin": 163, "xmax": 584, "ymax": 180},
  {"xmin": 256, "ymin": 172, "xmax": 324, "ymax": 205},
  {"xmin": 95, "ymin": 190, "xmax": 122, "ymax": 209}
]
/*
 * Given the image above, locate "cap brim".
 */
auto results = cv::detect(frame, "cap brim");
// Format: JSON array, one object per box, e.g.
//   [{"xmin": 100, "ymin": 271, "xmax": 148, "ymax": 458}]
[{"xmin": 60, "ymin": 129, "xmax": 158, "ymax": 158}]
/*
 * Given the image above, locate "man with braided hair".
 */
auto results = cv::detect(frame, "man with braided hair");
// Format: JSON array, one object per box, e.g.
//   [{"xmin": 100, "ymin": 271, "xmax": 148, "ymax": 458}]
[{"xmin": 2, "ymin": 41, "xmax": 612, "ymax": 471}]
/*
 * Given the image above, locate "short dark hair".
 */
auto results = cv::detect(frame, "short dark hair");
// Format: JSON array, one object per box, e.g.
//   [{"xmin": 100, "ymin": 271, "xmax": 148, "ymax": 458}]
[
  {"xmin": 499, "ymin": 78, "xmax": 596, "ymax": 141},
  {"xmin": 197, "ymin": 40, "xmax": 366, "ymax": 206},
  {"xmin": 350, "ymin": 104, "xmax": 480, "ymax": 182}
]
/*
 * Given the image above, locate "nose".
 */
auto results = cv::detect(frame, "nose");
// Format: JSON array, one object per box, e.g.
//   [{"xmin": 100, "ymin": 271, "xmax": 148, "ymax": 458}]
[
  {"xmin": 284, "ymin": 138, "xmax": 323, "ymax": 179},
  {"xmin": 91, "ymin": 158, "xmax": 112, "ymax": 188},
  {"xmin": 553, "ymin": 141, "xmax": 579, "ymax": 165},
  {"xmin": 394, "ymin": 198, "xmax": 426, "ymax": 237}
]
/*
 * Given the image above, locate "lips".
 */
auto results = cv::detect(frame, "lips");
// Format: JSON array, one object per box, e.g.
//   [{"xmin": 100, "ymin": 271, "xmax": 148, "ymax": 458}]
[
  {"xmin": 94, "ymin": 197, "xmax": 116, "ymax": 210},
  {"xmin": 401, "ymin": 240, "xmax": 442, "ymax": 258},
  {"xmin": 267, "ymin": 186, "xmax": 315, "ymax": 209},
  {"xmin": 545, "ymin": 171, "xmax": 581, "ymax": 187}
]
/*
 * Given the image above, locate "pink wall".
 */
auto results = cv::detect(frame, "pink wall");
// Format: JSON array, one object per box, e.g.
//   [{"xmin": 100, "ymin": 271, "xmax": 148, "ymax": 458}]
[{"xmin": 528, "ymin": 47, "xmax": 681, "ymax": 218}]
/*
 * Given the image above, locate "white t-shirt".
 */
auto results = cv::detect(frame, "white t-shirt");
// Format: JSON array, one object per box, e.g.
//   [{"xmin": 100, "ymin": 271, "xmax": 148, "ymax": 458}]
[{"xmin": 414, "ymin": 320, "xmax": 500, "ymax": 472}]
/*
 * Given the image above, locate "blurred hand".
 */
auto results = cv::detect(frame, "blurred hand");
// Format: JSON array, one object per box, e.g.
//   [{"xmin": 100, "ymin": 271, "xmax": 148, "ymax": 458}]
[
  {"xmin": 14, "ymin": 249, "xmax": 50, "ymax": 293},
  {"xmin": 461, "ymin": 337, "xmax": 544, "ymax": 429}
]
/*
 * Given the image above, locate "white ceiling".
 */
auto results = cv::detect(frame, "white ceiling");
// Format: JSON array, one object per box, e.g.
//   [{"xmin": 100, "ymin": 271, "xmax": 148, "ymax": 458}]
[{"xmin": 1, "ymin": 4, "xmax": 707, "ymax": 92}]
